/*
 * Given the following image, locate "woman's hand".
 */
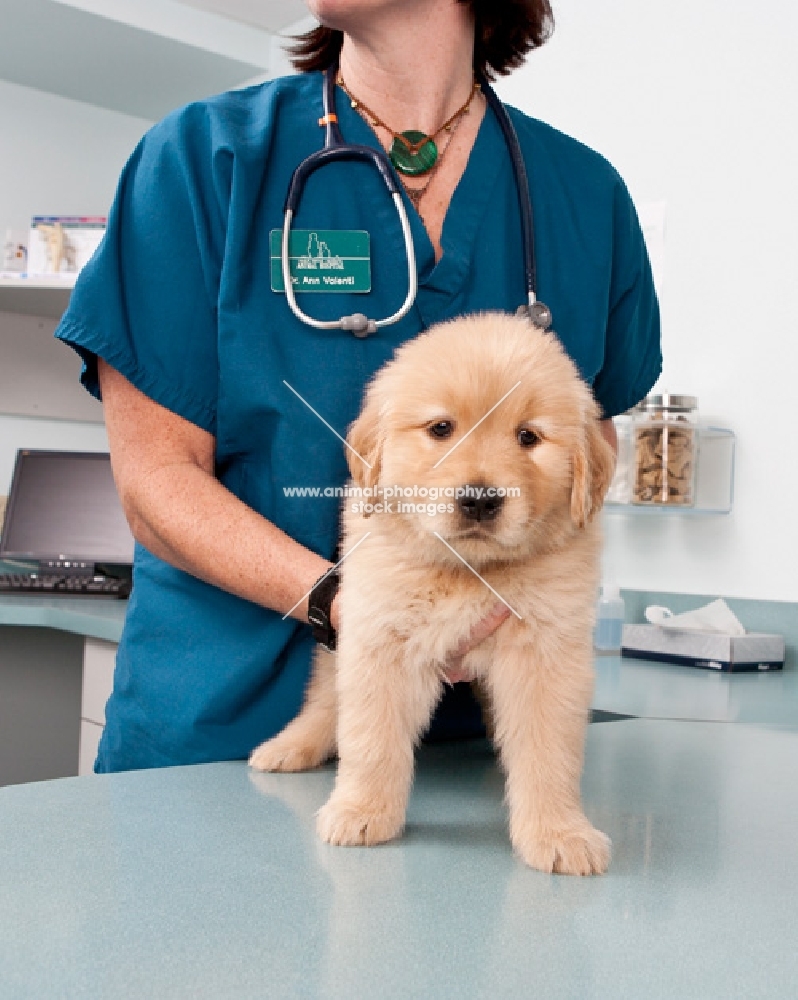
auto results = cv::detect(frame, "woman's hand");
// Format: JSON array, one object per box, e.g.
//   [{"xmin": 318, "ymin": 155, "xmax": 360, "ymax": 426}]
[
  {"xmin": 444, "ymin": 602, "xmax": 512, "ymax": 683},
  {"xmin": 331, "ymin": 597, "xmax": 509, "ymax": 678}
]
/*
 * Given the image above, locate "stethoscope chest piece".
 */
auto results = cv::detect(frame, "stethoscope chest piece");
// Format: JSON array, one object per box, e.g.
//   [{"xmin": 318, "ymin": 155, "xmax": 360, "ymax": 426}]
[
  {"xmin": 517, "ymin": 301, "xmax": 553, "ymax": 331},
  {"xmin": 341, "ymin": 313, "xmax": 378, "ymax": 338}
]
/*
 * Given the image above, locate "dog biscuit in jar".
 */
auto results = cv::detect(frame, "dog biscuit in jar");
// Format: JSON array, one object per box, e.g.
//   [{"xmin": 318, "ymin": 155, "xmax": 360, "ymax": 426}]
[{"xmin": 632, "ymin": 394, "xmax": 698, "ymax": 506}]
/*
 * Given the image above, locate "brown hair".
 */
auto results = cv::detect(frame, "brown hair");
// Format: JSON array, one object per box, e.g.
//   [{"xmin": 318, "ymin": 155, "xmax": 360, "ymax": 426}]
[{"xmin": 288, "ymin": 1, "xmax": 554, "ymax": 81}]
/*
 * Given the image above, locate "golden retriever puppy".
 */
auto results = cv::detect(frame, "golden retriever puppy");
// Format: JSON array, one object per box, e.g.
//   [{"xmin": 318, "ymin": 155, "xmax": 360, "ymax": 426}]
[{"xmin": 250, "ymin": 312, "xmax": 616, "ymax": 875}]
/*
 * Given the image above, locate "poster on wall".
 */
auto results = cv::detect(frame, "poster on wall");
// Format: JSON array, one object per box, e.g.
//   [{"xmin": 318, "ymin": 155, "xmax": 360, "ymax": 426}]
[{"xmin": 26, "ymin": 216, "xmax": 107, "ymax": 280}]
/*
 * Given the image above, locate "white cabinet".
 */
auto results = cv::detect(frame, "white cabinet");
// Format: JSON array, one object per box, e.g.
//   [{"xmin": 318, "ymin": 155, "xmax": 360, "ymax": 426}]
[
  {"xmin": 78, "ymin": 636, "xmax": 117, "ymax": 775},
  {"xmin": 78, "ymin": 719, "xmax": 104, "ymax": 777}
]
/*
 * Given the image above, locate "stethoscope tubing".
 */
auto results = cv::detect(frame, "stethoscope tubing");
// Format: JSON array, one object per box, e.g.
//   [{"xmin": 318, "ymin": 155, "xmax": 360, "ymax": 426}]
[
  {"xmin": 282, "ymin": 66, "xmax": 417, "ymax": 336},
  {"xmin": 281, "ymin": 62, "xmax": 548, "ymax": 335},
  {"xmin": 479, "ymin": 78, "xmax": 538, "ymax": 314},
  {"xmin": 282, "ymin": 193, "xmax": 417, "ymax": 336}
]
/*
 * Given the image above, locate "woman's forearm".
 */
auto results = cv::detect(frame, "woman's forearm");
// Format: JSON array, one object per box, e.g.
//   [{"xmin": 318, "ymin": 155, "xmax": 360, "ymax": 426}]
[
  {"xmin": 125, "ymin": 459, "xmax": 331, "ymax": 622},
  {"xmin": 98, "ymin": 358, "xmax": 332, "ymax": 624}
]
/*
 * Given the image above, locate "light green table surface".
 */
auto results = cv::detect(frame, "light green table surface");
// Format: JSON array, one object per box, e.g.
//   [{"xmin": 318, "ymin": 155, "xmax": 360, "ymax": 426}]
[
  {"xmin": 593, "ymin": 654, "xmax": 798, "ymax": 729},
  {"xmin": 2, "ymin": 720, "xmax": 798, "ymax": 999},
  {"xmin": 1, "ymin": 593, "xmax": 796, "ymax": 728}
]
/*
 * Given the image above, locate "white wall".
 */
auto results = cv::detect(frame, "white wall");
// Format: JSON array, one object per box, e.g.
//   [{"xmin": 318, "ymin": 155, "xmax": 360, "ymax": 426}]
[
  {"xmin": 0, "ymin": 79, "xmax": 153, "ymax": 494},
  {"xmin": 267, "ymin": 15, "xmax": 316, "ymax": 80},
  {"xmin": 0, "ymin": 78, "xmax": 153, "ymax": 237},
  {"xmin": 496, "ymin": 0, "xmax": 798, "ymax": 601}
]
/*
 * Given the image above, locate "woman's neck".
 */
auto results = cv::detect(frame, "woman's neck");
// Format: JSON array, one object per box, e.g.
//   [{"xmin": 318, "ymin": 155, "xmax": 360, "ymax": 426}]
[{"xmin": 337, "ymin": 3, "xmax": 476, "ymax": 136}]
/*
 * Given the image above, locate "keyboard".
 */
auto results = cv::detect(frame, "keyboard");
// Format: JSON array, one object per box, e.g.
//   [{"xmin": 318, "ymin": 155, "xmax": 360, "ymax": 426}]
[{"xmin": 0, "ymin": 573, "xmax": 131, "ymax": 598}]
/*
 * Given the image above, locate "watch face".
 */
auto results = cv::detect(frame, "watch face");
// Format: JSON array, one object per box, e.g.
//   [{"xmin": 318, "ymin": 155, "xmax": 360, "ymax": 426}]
[{"xmin": 308, "ymin": 607, "xmax": 328, "ymax": 628}]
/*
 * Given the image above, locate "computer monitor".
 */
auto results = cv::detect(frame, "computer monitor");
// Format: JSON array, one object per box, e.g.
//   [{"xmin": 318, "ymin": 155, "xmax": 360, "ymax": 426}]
[{"xmin": 0, "ymin": 450, "xmax": 135, "ymax": 567}]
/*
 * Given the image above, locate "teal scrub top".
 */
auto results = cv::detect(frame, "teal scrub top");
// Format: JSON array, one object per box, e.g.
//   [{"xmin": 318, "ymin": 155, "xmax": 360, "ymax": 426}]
[{"xmin": 55, "ymin": 72, "xmax": 661, "ymax": 772}]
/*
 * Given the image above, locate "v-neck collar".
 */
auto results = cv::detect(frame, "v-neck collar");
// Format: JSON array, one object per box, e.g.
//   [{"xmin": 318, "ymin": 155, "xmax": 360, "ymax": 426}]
[{"xmin": 332, "ymin": 79, "xmax": 505, "ymax": 326}]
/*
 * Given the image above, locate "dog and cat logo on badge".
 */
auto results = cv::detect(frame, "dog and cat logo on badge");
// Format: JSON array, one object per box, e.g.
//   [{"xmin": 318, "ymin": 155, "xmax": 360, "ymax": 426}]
[
  {"xmin": 295, "ymin": 233, "xmax": 344, "ymax": 271},
  {"xmin": 270, "ymin": 229, "xmax": 371, "ymax": 293}
]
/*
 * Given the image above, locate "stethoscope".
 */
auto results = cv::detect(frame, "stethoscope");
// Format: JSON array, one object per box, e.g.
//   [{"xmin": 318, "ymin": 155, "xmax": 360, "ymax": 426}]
[{"xmin": 281, "ymin": 63, "xmax": 552, "ymax": 338}]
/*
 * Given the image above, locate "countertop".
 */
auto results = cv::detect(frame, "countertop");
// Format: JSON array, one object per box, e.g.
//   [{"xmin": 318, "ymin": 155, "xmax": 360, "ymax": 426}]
[
  {"xmin": 2, "ymin": 588, "xmax": 797, "ymax": 728},
  {"xmin": 2, "ymin": 720, "xmax": 798, "ymax": 999},
  {"xmin": 0, "ymin": 591, "xmax": 127, "ymax": 643},
  {"xmin": 593, "ymin": 653, "xmax": 798, "ymax": 729}
]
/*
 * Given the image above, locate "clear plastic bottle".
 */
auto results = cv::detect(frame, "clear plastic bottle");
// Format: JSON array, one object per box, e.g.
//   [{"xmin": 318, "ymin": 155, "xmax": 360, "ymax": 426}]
[
  {"xmin": 2, "ymin": 229, "xmax": 27, "ymax": 273},
  {"xmin": 594, "ymin": 582, "xmax": 625, "ymax": 653}
]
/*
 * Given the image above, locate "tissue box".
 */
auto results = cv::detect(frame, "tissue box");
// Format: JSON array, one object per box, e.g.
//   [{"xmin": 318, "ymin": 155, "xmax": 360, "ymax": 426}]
[{"xmin": 621, "ymin": 624, "xmax": 785, "ymax": 672}]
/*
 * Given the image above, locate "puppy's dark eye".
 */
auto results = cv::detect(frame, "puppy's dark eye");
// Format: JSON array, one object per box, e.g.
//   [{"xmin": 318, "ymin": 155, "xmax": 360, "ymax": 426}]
[
  {"xmin": 517, "ymin": 427, "xmax": 540, "ymax": 448},
  {"xmin": 427, "ymin": 420, "xmax": 455, "ymax": 440}
]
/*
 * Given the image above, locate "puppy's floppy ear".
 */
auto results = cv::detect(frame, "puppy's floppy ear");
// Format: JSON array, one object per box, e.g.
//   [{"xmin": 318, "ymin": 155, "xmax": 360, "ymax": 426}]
[
  {"xmin": 346, "ymin": 391, "xmax": 383, "ymax": 492},
  {"xmin": 571, "ymin": 415, "xmax": 617, "ymax": 529}
]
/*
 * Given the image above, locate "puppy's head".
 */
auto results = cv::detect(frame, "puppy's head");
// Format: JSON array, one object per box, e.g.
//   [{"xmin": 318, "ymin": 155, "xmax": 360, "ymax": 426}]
[{"xmin": 347, "ymin": 313, "xmax": 615, "ymax": 567}]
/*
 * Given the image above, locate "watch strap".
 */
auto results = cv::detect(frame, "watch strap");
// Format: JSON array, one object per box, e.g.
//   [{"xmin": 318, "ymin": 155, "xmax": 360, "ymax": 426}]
[{"xmin": 307, "ymin": 570, "xmax": 340, "ymax": 651}]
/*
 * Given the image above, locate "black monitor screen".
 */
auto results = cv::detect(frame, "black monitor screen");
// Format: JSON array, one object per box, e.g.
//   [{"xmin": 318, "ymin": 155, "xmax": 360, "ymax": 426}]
[{"xmin": 0, "ymin": 451, "xmax": 135, "ymax": 564}]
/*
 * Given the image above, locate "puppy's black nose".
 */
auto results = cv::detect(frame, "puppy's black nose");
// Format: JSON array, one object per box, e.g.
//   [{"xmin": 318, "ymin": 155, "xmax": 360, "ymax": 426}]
[{"xmin": 457, "ymin": 485, "xmax": 504, "ymax": 522}]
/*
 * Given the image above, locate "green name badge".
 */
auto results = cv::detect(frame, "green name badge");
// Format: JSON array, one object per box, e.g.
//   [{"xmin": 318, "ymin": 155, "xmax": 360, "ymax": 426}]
[{"xmin": 270, "ymin": 229, "xmax": 371, "ymax": 293}]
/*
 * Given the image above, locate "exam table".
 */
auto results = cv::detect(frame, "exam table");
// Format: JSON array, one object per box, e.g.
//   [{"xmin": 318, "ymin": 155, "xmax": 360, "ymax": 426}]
[{"xmin": 2, "ymin": 720, "xmax": 797, "ymax": 999}]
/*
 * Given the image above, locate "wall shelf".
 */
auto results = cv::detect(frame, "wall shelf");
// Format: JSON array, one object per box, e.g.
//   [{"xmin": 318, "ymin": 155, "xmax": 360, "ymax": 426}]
[
  {"xmin": 0, "ymin": 305, "xmax": 102, "ymax": 423},
  {"xmin": 0, "ymin": 277, "xmax": 100, "ymax": 422},
  {"xmin": 0, "ymin": 276, "xmax": 74, "ymax": 320},
  {"xmin": 605, "ymin": 425, "xmax": 736, "ymax": 516}
]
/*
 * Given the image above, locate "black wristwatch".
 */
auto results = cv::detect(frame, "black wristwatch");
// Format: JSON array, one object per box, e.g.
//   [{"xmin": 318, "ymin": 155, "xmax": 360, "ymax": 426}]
[{"xmin": 307, "ymin": 570, "xmax": 340, "ymax": 651}]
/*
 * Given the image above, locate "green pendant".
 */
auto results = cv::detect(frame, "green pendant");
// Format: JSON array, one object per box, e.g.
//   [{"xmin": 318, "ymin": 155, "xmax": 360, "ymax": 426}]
[{"xmin": 390, "ymin": 131, "xmax": 438, "ymax": 176}]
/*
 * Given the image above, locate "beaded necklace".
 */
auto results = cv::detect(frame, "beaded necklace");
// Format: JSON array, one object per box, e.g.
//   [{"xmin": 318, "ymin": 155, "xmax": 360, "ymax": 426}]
[{"xmin": 338, "ymin": 76, "xmax": 480, "ymax": 206}]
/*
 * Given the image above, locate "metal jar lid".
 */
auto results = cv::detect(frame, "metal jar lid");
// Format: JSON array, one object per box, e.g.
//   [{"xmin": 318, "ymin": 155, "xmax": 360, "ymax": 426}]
[{"xmin": 637, "ymin": 393, "xmax": 698, "ymax": 413}]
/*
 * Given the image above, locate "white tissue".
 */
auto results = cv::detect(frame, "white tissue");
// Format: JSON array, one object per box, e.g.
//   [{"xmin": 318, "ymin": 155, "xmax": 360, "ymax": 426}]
[{"xmin": 644, "ymin": 599, "xmax": 746, "ymax": 636}]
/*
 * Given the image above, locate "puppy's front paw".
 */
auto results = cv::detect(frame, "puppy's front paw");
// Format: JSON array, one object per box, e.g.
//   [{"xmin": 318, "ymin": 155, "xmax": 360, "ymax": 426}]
[
  {"xmin": 248, "ymin": 734, "xmax": 329, "ymax": 773},
  {"xmin": 316, "ymin": 793, "xmax": 405, "ymax": 847},
  {"xmin": 514, "ymin": 820, "xmax": 611, "ymax": 876}
]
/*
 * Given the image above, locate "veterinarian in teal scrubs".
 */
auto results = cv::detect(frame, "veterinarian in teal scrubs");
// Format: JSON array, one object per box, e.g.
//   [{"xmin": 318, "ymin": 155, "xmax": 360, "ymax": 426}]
[{"xmin": 55, "ymin": 0, "xmax": 661, "ymax": 772}]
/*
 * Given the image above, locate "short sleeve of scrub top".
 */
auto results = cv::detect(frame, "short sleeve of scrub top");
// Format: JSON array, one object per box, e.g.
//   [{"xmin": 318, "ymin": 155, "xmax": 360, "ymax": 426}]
[{"xmin": 55, "ymin": 73, "xmax": 662, "ymax": 772}]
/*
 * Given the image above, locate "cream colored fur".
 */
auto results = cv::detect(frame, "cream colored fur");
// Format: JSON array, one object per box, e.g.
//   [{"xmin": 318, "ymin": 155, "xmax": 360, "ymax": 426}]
[{"xmin": 250, "ymin": 313, "xmax": 616, "ymax": 875}]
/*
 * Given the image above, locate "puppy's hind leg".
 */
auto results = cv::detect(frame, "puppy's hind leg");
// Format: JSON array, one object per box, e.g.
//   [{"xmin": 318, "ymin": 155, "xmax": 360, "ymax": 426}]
[
  {"xmin": 249, "ymin": 647, "xmax": 338, "ymax": 772},
  {"xmin": 317, "ymin": 645, "xmax": 442, "ymax": 847},
  {"xmin": 487, "ymin": 632, "xmax": 610, "ymax": 875}
]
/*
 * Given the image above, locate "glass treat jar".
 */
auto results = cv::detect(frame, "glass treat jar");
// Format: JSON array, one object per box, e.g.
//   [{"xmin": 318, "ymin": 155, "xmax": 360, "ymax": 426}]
[{"xmin": 632, "ymin": 394, "xmax": 698, "ymax": 506}]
